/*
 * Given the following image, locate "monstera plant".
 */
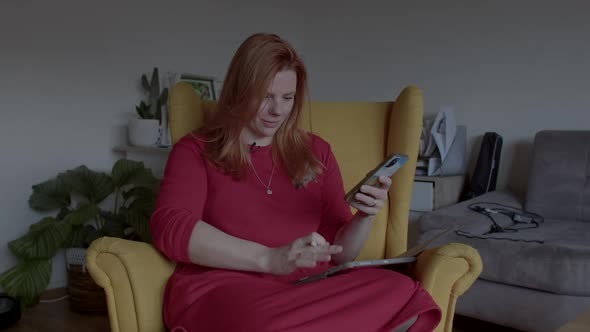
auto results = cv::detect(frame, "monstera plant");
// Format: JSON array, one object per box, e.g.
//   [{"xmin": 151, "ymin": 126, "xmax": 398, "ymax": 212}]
[{"xmin": 0, "ymin": 159, "xmax": 158, "ymax": 307}]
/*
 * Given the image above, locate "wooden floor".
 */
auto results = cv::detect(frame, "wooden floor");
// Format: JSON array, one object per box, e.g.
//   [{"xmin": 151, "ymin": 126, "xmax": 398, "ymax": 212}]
[
  {"xmin": 5, "ymin": 297, "xmax": 523, "ymax": 332},
  {"xmin": 5, "ymin": 298, "xmax": 110, "ymax": 332},
  {"xmin": 556, "ymin": 309, "xmax": 590, "ymax": 332}
]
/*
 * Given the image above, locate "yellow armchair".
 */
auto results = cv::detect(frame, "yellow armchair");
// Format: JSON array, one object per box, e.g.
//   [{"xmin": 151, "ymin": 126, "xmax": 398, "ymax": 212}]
[{"xmin": 87, "ymin": 84, "xmax": 482, "ymax": 332}]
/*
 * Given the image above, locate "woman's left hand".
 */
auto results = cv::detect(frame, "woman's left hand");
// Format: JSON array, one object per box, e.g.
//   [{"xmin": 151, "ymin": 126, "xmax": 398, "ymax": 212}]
[{"xmin": 349, "ymin": 176, "xmax": 391, "ymax": 217}]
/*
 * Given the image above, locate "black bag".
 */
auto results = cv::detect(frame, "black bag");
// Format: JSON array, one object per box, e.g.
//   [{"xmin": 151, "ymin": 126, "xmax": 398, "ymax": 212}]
[{"xmin": 463, "ymin": 132, "xmax": 503, "ymax": 200}]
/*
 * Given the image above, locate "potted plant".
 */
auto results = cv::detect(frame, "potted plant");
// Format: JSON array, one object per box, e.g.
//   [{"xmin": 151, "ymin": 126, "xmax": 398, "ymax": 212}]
[
  {"xmin": 128, "ymin": 67, "xmax": 169, "ymax": 147},
  {"xmin": 0, "ymin": 159, "xmax": 158, "ymax": 312}
]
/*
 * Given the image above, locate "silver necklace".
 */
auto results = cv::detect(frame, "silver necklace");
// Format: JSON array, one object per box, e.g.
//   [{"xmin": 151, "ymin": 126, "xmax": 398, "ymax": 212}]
[{"xmin": 251, "ymin": 161, "xmax": 275, "ymax": 195}]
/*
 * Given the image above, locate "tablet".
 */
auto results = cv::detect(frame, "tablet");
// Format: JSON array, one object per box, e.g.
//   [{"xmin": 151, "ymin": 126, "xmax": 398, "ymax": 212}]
[
  {"xmin": 294, "ymin": 227, "xmax": 453, "ymax": 285},
  {"xmin": 295, "ymin": 256, "xmax": 417, "ymax": 285}
]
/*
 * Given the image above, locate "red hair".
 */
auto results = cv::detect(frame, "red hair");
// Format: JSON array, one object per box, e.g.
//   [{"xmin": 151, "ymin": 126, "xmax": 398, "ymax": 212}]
[{"xmin": 198, "ymin": 33, "xmax": 323, "ymax": 186}]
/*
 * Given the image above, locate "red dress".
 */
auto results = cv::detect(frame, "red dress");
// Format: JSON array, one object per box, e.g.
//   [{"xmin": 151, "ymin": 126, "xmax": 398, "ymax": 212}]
[{"xmin": 150, "ymin": 134, "xmax": 441, "ymax": 332}]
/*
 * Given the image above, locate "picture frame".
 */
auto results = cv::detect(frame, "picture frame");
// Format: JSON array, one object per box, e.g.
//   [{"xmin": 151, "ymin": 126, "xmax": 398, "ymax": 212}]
[{"xmin": 180, "ymin": 74, "xmax": 217, "ymax": 101}]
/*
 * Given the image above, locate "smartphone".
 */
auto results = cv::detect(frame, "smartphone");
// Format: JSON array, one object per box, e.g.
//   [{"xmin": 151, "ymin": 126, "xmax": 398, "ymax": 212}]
[{"xmin": 344, "ymin": 153, "xmax": 408, "ymax": 203}]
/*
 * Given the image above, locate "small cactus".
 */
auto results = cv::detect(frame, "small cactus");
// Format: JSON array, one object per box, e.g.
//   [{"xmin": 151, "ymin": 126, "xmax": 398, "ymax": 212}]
[{"xmin": 135, "ymin": 67, "xmax": 169, "ymax": 124}]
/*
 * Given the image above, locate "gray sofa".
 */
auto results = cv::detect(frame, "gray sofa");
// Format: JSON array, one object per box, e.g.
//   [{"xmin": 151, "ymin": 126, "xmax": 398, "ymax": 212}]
[{"xmin": 414, "ymin": 130, "xmax": 590, "ymax": 332}]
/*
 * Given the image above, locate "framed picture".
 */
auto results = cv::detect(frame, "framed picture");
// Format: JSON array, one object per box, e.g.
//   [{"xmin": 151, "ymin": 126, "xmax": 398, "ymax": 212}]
[{"xmin": 180, "ymin": 74, "xmax": 217, "ymax": 101}]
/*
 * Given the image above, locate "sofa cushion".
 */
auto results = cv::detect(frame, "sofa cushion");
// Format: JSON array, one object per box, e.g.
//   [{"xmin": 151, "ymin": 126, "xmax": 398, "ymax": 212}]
[
  {"xmin": 526, "ymin": 130, "xmax": 590, "ymax": 222},
  {"xmin": 417, "ymin": 191, "xmax": 590, "ymax": 296}
]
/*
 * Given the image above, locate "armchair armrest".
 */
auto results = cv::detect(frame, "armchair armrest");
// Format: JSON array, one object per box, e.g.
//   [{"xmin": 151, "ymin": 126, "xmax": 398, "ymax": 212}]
[
  {"xmin": 86, "ymin": 237, "xmax": 176, "ymax": 332},
  {"xmin": 410, "ymin": 243, "xmax": 483, "ymax": 332}
]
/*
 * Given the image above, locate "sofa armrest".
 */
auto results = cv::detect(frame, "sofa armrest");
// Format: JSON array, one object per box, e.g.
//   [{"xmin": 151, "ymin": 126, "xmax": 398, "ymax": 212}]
[
  {"xmin": 410, "ymin": 243, "xmax": 483, "ymax": 332},
  {"xmin": 86, "ymin": 237, "xmax": 176, "ymax": 332}
]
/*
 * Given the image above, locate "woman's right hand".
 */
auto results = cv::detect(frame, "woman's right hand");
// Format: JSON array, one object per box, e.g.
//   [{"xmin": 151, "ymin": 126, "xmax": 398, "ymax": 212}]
[{"xmin": 265, "ymin": 232, "xmax": 343, "ymax": 275}]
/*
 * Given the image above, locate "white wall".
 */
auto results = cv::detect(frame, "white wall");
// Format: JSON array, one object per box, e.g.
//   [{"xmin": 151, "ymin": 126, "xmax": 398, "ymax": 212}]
[
  {"xmin": 303, "ymin": 1, "xmax": 590, "ymax": 195},
  {"xmin": 0, "ymin": 0, "xmax": 305, "ymax": 290}
]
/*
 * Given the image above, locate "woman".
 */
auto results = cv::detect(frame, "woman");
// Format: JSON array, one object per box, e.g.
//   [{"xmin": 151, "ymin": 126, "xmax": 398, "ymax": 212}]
[{"xmin": 150, "ymin": 33, "xmax": 441, "ymax": 332}]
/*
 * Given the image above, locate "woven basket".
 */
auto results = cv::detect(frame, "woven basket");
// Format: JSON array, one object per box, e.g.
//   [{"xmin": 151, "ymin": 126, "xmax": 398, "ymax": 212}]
[{"xmin": 65, "ymin": 248, "xmax": 107, "ymax": 314}]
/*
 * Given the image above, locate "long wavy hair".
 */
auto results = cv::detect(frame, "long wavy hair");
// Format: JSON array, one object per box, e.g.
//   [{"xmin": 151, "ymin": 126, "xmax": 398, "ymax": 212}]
[{"xmin": 198, "ymin": 33, "xmax": 323, "ymax": 186}]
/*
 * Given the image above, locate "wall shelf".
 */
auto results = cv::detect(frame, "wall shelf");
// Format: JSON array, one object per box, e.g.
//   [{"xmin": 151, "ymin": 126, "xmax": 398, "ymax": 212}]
[
  {"xmin": 112, "ymin": 145, "xmax": 172, "ymax": 177},
  {"xmin": 113, "ymin": 145, "xmax": 172, "ymax": 154}
]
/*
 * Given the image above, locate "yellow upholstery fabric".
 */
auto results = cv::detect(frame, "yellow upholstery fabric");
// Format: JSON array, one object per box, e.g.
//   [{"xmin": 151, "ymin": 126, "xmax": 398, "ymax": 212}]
[
  {"xmin": 87, "ymin": 238, "xmax": 175, "ymax": 332},
  {"xmin": 412, "ymin": 243, "xmax": 483, "ymax": 332},
  {"xmin": 385, "ymin": 86, "xmax": 425, "ymax": 257},
  {"xmin": 168, "ymin": 82, "xmax": 204, "ymax": 144},
  {"xmin": 86, "ymin": 84, "xmax": 483, "ymax": 332},
  {"xmin": 306, "ymin": 102, "xmax": 391, "ymax": 260}
]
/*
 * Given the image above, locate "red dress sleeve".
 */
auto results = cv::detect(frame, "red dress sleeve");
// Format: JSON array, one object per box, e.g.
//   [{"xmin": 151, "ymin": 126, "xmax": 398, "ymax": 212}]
[
  {"xmin": 150, "ymin": 136, "xmax": 207, "ymax": 264},
  {"xmin": 316, "ymin": 138, "xmax": 354, "ymax": 243}
]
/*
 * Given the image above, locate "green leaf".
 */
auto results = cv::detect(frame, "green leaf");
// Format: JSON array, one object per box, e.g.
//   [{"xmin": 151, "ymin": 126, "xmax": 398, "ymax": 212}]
[
  {"xmin": 67, "ymin": 225, "xmax": 96, "ymax": 248},
  {"xmin": 101, "ymin": 218, "xmax": 126, "ymax": 238},
  {"xmin": 52, "ymin": 204, "xmax": 98, "ymax": 249},
  {"xmin": 85, "ymin": 228, "xmax": 103, "ymax": 247},
  {"xmin": 137, "ymin": 101, "xmax": 153, "ymax": 119},
  {"xmin": 111, "ymin": 159, "xmax": 157, "ymax": 188},
  {"xmin": 9, "ymin": 217, "xmax": 72, "ymax": 259},
  {"xmin": 149, "ymin": 102, "xmax": 158, "ymax": 120},
  {"xmin": 150, "ymin": 67, "xmax": 160, "ymax": 91},
  {"xmin": 28, "ymin": 216, "xmax": 56, "ymax": 233},
  {"xmin": 141, "ymin": 74, "xmax": 150, "ymax": 91},
  {"xmin": 63, "ymin": 202, "xmax": 99, "ymax": 226},
  {"xmin": 60, "ymin": 166, "xmax": 113, "ymax": 204},
  {"xmin": 122, "ymin": 186, "xmax": 156, "ymax": 212},
  {"xmin": 0, "ymin": 259, "xmax": 52, "ymax": 305},
  {"xmin": 135, "ymin": 105, "xmax": 143, "ymax": 118},
  {"xmin": 28, "ymin": 177, "xmax": 71, "ymax": 211},
  {"xmin": 99, "ymin": 210, "xmax": 115, "ymax": 222},
  {"xmin": 56, "ymin": 207, "xmax": 71, "ymax": 220},
  {"xmin": 122, "ymin": 209, "xmax": 152, "ymax": 243}
]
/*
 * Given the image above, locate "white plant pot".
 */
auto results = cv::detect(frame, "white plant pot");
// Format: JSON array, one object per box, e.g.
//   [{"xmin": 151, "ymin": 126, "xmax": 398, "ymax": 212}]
[
  {"xmin": 65, "ymin": 247, "xmax": 87, "ymax": 271},
  {"xmin": 128, "ymin": 118, "xmax": 160, "ymax": 147}
]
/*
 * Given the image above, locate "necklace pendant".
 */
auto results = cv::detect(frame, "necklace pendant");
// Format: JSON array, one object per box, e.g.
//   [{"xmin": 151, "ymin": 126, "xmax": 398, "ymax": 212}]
[{"xmin": 266, "ymin": 189, "xmax": 273, "ymax": 195}]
